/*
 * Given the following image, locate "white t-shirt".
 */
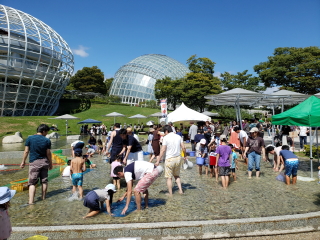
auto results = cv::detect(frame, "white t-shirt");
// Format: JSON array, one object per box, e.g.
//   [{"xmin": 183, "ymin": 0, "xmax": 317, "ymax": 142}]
[
  {"xmin": 124, "ymin": 161, "xmax": 155, "ymax": 182},
  {"xmin": 94, "ymin": 189, "xmax": 110, "ymax": 201},
  {"xmin": 62, "ymin": 166, "xmax": 71, "ymax": 177},
  {"xmin": 162, "ymin": 132, "xmax": 182, "ymax": 159},
  {"xmin": 71, "ymin": 140, "xmax": 83, "ymax": 147},
  {"xmin": 238, "ymin": 130, "xmax": 248, "ymax": 143},
  {"xmin": 274, "ymin": 146, "xmax": 282, "ymax": 156},
  {"xmin": 299, "ymin": 126, "xmax": 308, "ymax": 136}
]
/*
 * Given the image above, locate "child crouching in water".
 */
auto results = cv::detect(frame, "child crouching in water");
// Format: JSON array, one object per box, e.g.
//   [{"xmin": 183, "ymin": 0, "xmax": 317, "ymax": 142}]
[
  {"xmin": 228, "ymin": 144, "xmax": 238, "ymax": 182},
  {"xmin": 110, "ymin": 155, "xmax": 122, "ymax": 190},
  {"xmin": 83, "ymin": 184, "xmax": 116, "ymax": 218},
  {"xmin": 0, "ymin": 187, "xmax": 15, "ymax": 240},
  {"xmin": 70, "ymin": 148, "xmax": 86, "ymax": 199},
  {"xmin": 279, "ymin": 145, "xmax": 299, "ymax": 185}
]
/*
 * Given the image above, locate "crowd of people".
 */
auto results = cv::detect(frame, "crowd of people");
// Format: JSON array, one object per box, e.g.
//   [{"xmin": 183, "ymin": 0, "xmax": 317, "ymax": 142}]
[{"xmin": 1, "ymin": 119, "xmax": 311, "ymax": 239}]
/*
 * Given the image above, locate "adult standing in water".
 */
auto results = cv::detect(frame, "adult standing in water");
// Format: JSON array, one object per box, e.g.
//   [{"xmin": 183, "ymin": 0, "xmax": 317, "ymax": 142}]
[
  {"xmin": 20, "ymin": 124, "xmax": 52, "ymax": 205},
  {"xmin": 151, "ymin": 124, "xmax": 161, "ymax": 163},
  {"xmin": 106, "ymin": 123, "xmax": 123, "ymax": 164}
]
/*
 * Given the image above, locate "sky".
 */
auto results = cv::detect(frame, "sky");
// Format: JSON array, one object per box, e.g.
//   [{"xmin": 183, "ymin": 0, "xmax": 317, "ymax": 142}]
[{"xmin": 3, "ymin": 0, "xmax": 320, "ymax": 93}]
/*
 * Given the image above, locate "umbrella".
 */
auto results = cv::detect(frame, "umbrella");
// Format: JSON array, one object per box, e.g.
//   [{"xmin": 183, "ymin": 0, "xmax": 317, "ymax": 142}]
[
  {"xmin": 52, "ymin": 114, "xmax": 80, "ymax": 136},
  {"xmin": 149, "ymin": 112, "xmax": 163, "ymax": 124},
  {"xmin": 146, "ymin": 121, "xmax": 154, "ymax": 126},
  {"xmin": 103, "ymin": 112, "xmax": 125, "ymax": 124},
  {"xmin": 128, "ymin": 114, "xmax": 147, "ymax": 124},
  {"xmin": 77, "ymin": 119, "xmax": 102, "ymax": 124}
]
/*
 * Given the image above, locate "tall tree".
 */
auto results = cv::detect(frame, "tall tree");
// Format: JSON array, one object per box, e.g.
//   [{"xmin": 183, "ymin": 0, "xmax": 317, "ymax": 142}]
[
  {"xmin": 254, "ymin": 46, "xmax": 320, "ymax": 94},
  {"xmin": 154, "ymin": 77, "xmax": 183, "ymax": 110},
  {"xmin": 105, "ymin": 77, "xmax": 114, "ymax": 94},
  {"xmin": 182, "ymin": 55, "xmax": 221, "ymax": 111},
  {"xmin": 220, "ymin": 70, "xmax": 266, "ymax": 92},
  {"xmin": 181, "ymin": 73, "xmax": 221, "ymax": 112},
  {"xmin": 69, "ymin": 66, "xmax": 107, "ymax": 94}
]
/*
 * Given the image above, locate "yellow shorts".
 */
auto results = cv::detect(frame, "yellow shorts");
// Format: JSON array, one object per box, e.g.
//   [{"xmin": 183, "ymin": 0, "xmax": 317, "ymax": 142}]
[{"xmin": 165, "ymin": 155, "xmax": 183, "ymax": 178}]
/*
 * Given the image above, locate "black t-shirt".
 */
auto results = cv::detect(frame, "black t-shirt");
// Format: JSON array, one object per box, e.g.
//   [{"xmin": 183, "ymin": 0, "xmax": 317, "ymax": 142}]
[{"xmin": 124, "ymin": 135, "xmax": 142, "ymax": 153}]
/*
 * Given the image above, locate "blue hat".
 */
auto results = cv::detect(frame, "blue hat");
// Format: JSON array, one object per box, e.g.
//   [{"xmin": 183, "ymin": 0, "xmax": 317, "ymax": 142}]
[
  {"xmin": 74, "ymin": 148, "xmax": 82, "ymax": 154},
  {"xmin": 0, "ymin": 187, "xmax": 16, "ymax": 204}
]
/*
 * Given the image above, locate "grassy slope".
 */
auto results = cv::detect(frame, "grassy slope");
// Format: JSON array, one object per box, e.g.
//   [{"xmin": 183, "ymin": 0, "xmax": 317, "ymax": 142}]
[{"xmin": 0, "ymin": 104, "xmax": 161, "ymax": 139}]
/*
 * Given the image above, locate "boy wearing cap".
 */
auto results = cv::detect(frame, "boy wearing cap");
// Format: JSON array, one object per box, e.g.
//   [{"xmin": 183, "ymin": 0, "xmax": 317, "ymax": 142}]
[
  {"xmin": 0, "ymin": 187, "xmax": 15, "ymax": 240},
  {"xmin": 83, "ymin": 184, "xmax": 116, "ymax": 218},
  {"xmin": 70, "ymin": 148, "xmax": 86, "ymax": 199},
  {"xmin": 243, "ymin": 127, "xmax": 266, "ymax": 178}
]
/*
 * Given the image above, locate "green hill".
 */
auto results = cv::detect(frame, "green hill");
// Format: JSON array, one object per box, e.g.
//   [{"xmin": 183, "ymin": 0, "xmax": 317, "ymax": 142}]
[{"xmin": 0, "ymin": 104, "xmax": 162, "ymax": 139}]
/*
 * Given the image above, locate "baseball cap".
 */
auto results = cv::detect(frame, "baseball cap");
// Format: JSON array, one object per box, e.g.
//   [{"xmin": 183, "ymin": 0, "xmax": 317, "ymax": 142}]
[
  {"xmin": 200, "ymin": 138, "xmax": 206, "ymax": 144},
  {"xmin": 250, "ymin": 127, "xmax": 259, "ymax": 133},
  {"xmin": 105, "ymin": 184, "xmax": 116, "ymax": 192}
]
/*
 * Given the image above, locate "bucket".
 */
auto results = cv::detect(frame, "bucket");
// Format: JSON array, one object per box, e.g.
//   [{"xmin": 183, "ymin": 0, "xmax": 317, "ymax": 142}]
[
  {"xmin": 209, "ymin": 156, "xmax": 217, "ymax": 166},
  {"xmin": 196, "ymin": 157, "xmax": 205, "ymax": 165},
  {"xmin": 189, "ymin": 151, "xmax": 195, "ymax": 157},
  {"xmin": 183, "ymin": 160, "xmax": 194, "ymax": 170}
]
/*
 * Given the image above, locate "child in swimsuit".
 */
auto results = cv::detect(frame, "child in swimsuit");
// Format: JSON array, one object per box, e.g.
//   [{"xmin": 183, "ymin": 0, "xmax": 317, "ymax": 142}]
[{"xmin": 70, "ymin": 148, "xmax": 86, "ymax": 199}]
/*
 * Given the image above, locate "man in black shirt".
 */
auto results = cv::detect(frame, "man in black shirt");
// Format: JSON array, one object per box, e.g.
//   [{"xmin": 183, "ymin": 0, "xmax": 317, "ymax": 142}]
[{"xmin": 119, "ymin": 129, "xmax": 143, "ymax": 166}]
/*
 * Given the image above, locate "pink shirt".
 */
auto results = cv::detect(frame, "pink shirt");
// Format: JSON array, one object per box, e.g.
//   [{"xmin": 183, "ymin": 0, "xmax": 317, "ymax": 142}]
[{"xmin": 110, "ymin": 161, "xmax": 121, "ymax": 177}]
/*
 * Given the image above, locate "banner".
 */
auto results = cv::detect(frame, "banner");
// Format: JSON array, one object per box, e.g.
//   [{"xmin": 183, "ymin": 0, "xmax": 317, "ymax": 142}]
[{"xmin": 160, "ymin": 99, "xmax": 167, "ymax": 118}]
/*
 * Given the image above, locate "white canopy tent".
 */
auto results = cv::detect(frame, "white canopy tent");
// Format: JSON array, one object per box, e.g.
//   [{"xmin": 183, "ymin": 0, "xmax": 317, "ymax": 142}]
[
  {"xmin": 103, "ymin": 112, "xmax": 125, "ymax": 124},
  {"xmin": 167, "ymin": 103, "xmax": 210, "ymax": 123}
]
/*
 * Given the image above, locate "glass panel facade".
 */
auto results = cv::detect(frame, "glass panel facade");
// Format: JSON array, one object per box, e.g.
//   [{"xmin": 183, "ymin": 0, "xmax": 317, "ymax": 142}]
[
  {"xmin": 0, "ymin": 4, "xmax": 74, "ymax": 116},
  {"xmin": 109, "ymin": 54, "xmax": 190, "ymax": 105}
]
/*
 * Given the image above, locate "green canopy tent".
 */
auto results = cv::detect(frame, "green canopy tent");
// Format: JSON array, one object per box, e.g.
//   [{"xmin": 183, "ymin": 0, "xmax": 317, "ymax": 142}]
[{"xmin": 272, "ymin": 96, "xmax": 320, "ymax": 178}]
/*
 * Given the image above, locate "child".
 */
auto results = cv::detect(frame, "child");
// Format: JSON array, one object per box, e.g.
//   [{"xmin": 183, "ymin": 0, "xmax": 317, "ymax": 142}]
[
  {"xmin": 279, "ymin": 145, "xmax": 299, "ymax": 185},
  {"xmin": 83, "ymin": 155, "xmax": 97, "ymax": 169},
  {"xmin": 209, "ymin": 143, "xmax": 218, "ymax": 182},
  {"xmin": 85, "ymin": 145, "xmax": 95, "ymax": 158},
  {"xmin": 196, "ymin": 139, "xmax": 207, "ymax": 175},
  {"xmin": 0, "ymin": 187, "xmax": 16, "ymax": 240},
  {"xmin": 228, "ymin": 144, "xmax": 238, "ymax": 182},
  {"xmin": 83, "ymin": 184, "xmax": 116, "ymax": 218},
  {"xmin": 215, "ymin": 138, "xmax": 232, "ymax": 189},
  {"xmin": 62, "ymin": 160, "xmax": 72, "ymax": 177},
  {"xmin": 97, "ymin": 139, "xmax": 103, "ymax": 155},
  {"xmin": 70, "ymin": 148, "xmax": 86, "ymax": 199},
  {"xmin": 110, "ymin": 155, "xmax": 122, "ymax": 190}
]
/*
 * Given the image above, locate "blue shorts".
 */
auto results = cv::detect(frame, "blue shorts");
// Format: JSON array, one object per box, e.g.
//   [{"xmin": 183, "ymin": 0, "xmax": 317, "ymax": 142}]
[
  {"xmin": 72, "ymin": 172, "xmax": 83, "ymax": 186},
  {"xmin": 83, "ymin": 191, "xmax": 100, "ymax": 210},
  {"xmin": 285, "ymin": 160, "xmax": 299, "ymax": 177}
]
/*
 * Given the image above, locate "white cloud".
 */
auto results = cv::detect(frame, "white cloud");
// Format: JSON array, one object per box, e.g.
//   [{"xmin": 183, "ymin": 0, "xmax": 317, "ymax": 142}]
[
  {"xmin": 263, "ymin": 86, "xmax": 279, "ymax": 94},
  {"xmin": 72, "ymin": 45, "xmax": 89, "ymax": 57}
]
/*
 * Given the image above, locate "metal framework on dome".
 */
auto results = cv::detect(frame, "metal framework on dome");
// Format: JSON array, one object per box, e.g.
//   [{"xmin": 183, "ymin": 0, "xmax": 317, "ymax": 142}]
[
  {"xmin": 0, "ymin": 5, "xmax": 74, "ymax": 116},
  {"xmin": 109, "ymin": 54, "xmax": 190, "ymax": 105}
]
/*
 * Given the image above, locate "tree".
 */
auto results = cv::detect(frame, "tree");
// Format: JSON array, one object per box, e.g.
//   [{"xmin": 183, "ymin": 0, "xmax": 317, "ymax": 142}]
[
  {"xmin": 154, "ymin": 77, "xmax": 183, "ymax": 110},
  {"xmin": 69, "ymin": 66, "xmax": 107, "ymax": 94},
  {"xmin": 254, "ymin": 46, "xmax": 320, "ymax": 94},
  {"xmin": 181, "ymin": 73, "xmax": 221, "ymax": 112},
  {"xmin": 220, "ymin": 70, "xmax": 266, "ymax": 92},
  {"xmin": 182, "ymin": 55, "xmax": 221, "ymax": 111},
  {"xmin": 105, "ymin": 78, "xmax": 113, "ymax": 94}
]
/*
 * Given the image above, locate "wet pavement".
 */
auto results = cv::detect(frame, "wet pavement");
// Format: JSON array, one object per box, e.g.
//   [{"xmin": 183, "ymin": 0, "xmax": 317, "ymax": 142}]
[{"xmin": 7, "ymin": 142, "xmax": 320, "ymax": 227}]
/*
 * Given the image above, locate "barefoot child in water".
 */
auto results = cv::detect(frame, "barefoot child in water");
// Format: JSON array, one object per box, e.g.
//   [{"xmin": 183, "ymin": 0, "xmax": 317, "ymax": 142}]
[
  {"xmin": 70, "ymin": 148, "xmax": 86, "ymax": 198},
  {"xmin": 110, "ymin": 155, "xmax": 122, "ymax": 190}
]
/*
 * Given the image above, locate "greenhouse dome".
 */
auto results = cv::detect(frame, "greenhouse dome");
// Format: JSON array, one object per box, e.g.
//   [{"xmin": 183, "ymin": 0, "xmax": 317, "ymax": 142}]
[
  {"xmin": 109, "ymin": 54, "xmax": 190, "ymax": 105},
  {"xmin": 0, "ymin": 4, "xmax": 74, "ymax": 116}
]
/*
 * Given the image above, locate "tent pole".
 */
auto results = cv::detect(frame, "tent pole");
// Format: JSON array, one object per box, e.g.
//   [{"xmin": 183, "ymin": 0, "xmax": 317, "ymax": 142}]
[
  {"xmin": 66, "ymin": 120, "xmax": 68, "ymax": 136},
  {"xmin": 317, "ymin": 127, "xmax": 319, "ymax": 166},
  {"xmin": 234, "ymin": 105, "xmax": 239, "ymax": 123},
  {"xmin": 272, "ymin": 105, "xmax": 275, "ymax": 146},
  {"xmin": 114, "ymin": 116, "xmax": 115, "ymax": 124},
  {"xmin": 310, "ymin": 126, "xmax": 313, "ymax": 178},
  {"xmin": 238, "ymin": 102, "xmax": 243, "ymax": 130}
]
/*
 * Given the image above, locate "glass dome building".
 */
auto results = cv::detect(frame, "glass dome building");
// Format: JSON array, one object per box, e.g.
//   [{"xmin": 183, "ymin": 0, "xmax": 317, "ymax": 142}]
[
  {"xmin": 109, "ymin": 54, "xmax": 190, "ymax": 105},
  {"xmin": 0, "ymin": 4, "xmax": 74, "ymax": 116}
]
